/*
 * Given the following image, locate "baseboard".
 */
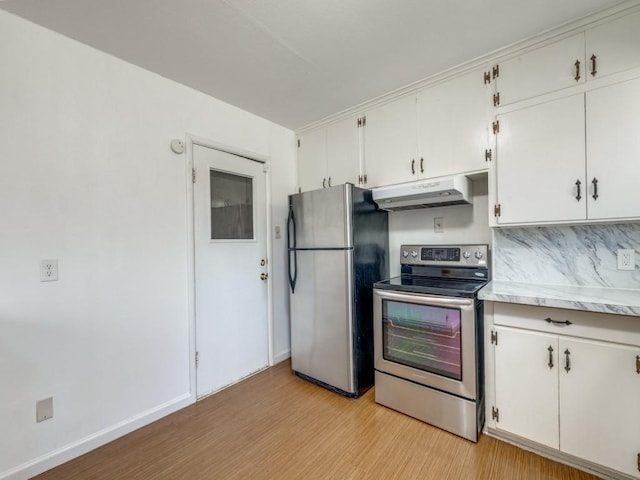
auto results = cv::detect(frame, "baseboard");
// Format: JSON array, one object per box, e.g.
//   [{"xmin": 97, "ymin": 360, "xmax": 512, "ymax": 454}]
[
  {"xmin": 273, "ymin": 349, "xmax": 291, "ymax": 365},
  {"xmin": 1, "ymin": 392, "xmax": 194, "ymax": 480},
  {"xmin": 485, "ymin": 428, "xmax": 635, "ymax": 480}
]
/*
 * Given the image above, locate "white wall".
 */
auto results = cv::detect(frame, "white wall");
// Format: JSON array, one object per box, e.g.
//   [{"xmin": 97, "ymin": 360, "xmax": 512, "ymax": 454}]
[
  {"xmin": 0, "ymin": 10, "xmax": 296, "ymax": 479},
  {"xmin": 388, "ymin": 179, "xmax": 491, "ymax": 275}
]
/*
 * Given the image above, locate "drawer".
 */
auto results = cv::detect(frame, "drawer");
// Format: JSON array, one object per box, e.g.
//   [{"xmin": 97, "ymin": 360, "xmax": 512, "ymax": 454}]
[{"xmin": 492, "ymin": 302, "xmax": 640, "ymax": 346}]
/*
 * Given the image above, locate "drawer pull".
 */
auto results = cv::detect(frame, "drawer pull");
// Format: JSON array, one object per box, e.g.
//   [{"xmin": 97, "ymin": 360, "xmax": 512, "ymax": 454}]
[
  {"xmin": 545, "ymin": 317, "xmax": 572, "ymax": 326},
  {"xmin": 636, "ymin": 355, "xmax": 640, "ymax": 374},
  {"xmin": 548, "ymin": 346, "xmax": 554, "ymax": 369},
  {"xmin": 574, "ymin": 59, "xmax": 581, "ymax": 82},
  {"xmin": 564, "ymin": 349, "xmax": 571, "ymax": 373},
  {"xmin": 411, "ymin": 159, "xmax": 415, "ymax": 175}
]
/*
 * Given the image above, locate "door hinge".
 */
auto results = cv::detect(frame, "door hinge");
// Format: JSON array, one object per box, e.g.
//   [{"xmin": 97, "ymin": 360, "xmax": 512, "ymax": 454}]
[
  {"xmin": 492, "ymin": 121, "xmax": 500, "ymax": 134},
  {"xmin": 494, "ymin": 204, "xmax": 501, "ymax": 217},
  {"xmin": 491, "ymin": 329, "xmax": 498, "ymax": 345},
  {"xmin": 492, "ymin": 64, "xmax": 500, "ymax": 79},
  {"xmin": 492, "ymin": 406, "xmax": 500, "ymax": 423},
  {"xmin": 484, "ymin": 71, "xmax": 491, "ymax": 84},
  {"xmin": 195, "ymin": 351, "xmax": 200, "ymax": 368},
  {"xmin": 192, "ymin": 168, "xmax": 196, "ymax": 183},
  {"xmin": 297, "ymin": 139, "xmax": 300, "ymax": 148},
  {"xmin": 485, "ymin": 149, "xmax": 492, "ymax": 162},
  {"xmin": 493, "ymin": 92, "xmax": 500, "ymax": 107}
]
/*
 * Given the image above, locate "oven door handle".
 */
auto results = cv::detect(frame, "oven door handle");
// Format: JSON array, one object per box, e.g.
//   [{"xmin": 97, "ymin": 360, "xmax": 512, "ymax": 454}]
[{"xmin": 374, "ymin": 289, "xmax": 474, "ymax": 307}]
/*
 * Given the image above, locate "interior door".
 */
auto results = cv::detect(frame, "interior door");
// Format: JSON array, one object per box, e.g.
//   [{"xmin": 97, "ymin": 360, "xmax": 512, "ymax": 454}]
[{"xmin": 193, "ymin": 144, "xmax": 269, "ymax": 398}]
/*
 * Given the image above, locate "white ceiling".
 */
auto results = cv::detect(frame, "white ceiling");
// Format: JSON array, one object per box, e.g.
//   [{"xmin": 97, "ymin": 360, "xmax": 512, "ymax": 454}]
[{"xmin": 0, "ymin": 0, "xmax": 627, "ymax": 129}]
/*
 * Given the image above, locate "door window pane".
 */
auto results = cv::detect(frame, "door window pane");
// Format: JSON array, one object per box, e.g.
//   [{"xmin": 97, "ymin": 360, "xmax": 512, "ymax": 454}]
[
  {"xmin": 210, "ymin": 170, "xmax": 254, "ymax": 240},
  {"xmin": 382, "ymin": 300, "xmax": 462, "ymax": 380}
]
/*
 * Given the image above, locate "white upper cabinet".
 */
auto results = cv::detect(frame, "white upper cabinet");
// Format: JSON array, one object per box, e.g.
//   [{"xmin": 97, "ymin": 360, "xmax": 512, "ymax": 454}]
[
  {"xmin": 495, "ymin": 94, "xmax": 586, "ymax": 225},
  {"xmin": 327, "ymin": 115, "xmax": 361, "ymax": 188},
  {"xmin": 362, "ymin": 95, "xmax": 418, "ymax": 188},
  {"xmin": 586, "ymin": 76, "xmax": 640, "ymax": 221},
  {"xmin": 586, "ymin": 10, "xmax": 640, "ymax": 80},
  {"xmin": 297, "ymin": 115, "xmax": 361, "ymax": 192},
  {"xmin": 297, "ymin": 128, "xmax": 327, "ymax": 192},
  {"xmin": 495, "ymin": 33, "xmax": 585, "ymax": 106},
  {"xmin": 417, "ymin": 68, "xmax": 492, "ymax": 178}
]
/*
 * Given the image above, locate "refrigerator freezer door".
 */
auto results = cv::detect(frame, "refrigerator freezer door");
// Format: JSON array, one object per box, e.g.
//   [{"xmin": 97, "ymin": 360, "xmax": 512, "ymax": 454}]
[
  {"xmin": 290, "ymin": 249, "xmax": 355, "ymax": 394},
  {"xmin": 289, "ymin": 184, "xmax": 353, "ymax": 249}
]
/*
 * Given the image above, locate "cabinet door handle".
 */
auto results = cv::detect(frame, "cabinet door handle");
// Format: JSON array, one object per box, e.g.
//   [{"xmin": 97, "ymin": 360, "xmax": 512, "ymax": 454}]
[
  {"xmin": 420, "ymin": 157, "xmax": 424, "ymax": 174},
  {"xmin": 411, "ymin": 159, "xmax": 415, "ymax": 174},
  {"xmin": 564, "ymin": 349, "xmax": 571, "ymax": 373},
  {"xmin": 636, "ymin": 355, "xmax": 639, "ymax": 374},
  {"xmin": 575, "ymin": 180, "xmax": 581, "ymax": 201},
  {"xmin": 590, "ymin": 54, "xmax": 597, "ymax": 77},
  {"xmin": 574, "ymin": 60, "xmax": 581, "ymax": 82},
  {"xmin": 322, "ymin": 178, "xmax": 326, "ymax": 188},
  {"xmin": 328, "ymin": 177, "xmax": 331, "ymax": 187},
  {"xmin": 545, "ymin": 317, "xmax": 572, "ymax": 326},
  {"xmin": 592, "ymin": 177, "xmax": 599, "ymax": 200},
  {"xmin": 548, "ymin": 346, "xmax": 554, "ymax": 369}
]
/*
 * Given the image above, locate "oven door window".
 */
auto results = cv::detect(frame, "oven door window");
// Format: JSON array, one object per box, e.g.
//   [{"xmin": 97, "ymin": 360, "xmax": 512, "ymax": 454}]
[{"xmin": 382, "ymin": 299, "xmax": 462, "ymax": 381}]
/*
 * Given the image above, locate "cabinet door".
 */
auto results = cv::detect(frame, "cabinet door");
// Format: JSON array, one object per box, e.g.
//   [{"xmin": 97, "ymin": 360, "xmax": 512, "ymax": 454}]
[
  {"xmin": 586, "ymin": 10, "xmax": 640, "ymax": 81},
  {"xmin": 495, "ymin": 94, "xmax": 586, "ymax": 224},
  {"xmin": 417, "ymin": 68, "xmax": 492, "ymax": 178},
  {"xmin": 327, "ymin": 115, "xmax": 361, "ymax": 187},
  {"xmin": 496, "ymin": 33, "xmax": 585, "ymax": 106},
  {"xmin": 297, "ymin": 128, "xmax": 327, "ymax": 192},
  {"xmin": 494, "ymin": 327, "xmax": 559, "ymax": 448},
  {"xmin": 586, "ymin": 76, "xmax": 640, "ymax": 221},
  {"xmin": 362, "ymin": 95, "xmax": 417, "ymax": 188},
  {"xmin": 559, "ymin": 338, "xmax": 640, "ymax": 478}
]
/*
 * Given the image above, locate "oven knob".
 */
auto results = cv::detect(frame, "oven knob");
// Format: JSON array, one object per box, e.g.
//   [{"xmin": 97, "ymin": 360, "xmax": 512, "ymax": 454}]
[
  {"xmin": 463, "ymin": 251, "xmax": 471, "ymax": 259},
  {"xmin": 402, "ymin": 250, "xmax": 409, "ymax": 258},
  {"xmin": 475, "ymin": 251, "xmax": 483, "ymax": 260},
  {"xmin": 411, "ymin": 250, "xmax": 418, "ymax": 258}
]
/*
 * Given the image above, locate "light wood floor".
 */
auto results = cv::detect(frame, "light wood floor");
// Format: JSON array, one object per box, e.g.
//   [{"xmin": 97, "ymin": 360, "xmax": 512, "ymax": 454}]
[{"xmin": 34, "ymin": 361, "xmax": 597, "ymax": 480}]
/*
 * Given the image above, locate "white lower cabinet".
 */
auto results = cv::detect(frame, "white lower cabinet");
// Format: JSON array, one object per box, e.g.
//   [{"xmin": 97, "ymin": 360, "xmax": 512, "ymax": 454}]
[
  {"xmin": 560, "ymin": 338, "xmax": 640, "ymax": 478},
  {"xmin": 494, "ymin": 327, "xmax": 559, "ymax": 448},
  {"xmin": 490, "ymin": 302, "xmax": 640, "ymax": 479}
]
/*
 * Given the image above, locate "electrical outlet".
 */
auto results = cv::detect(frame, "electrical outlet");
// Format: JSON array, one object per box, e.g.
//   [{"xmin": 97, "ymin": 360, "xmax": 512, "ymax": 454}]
[
  {"xmin": 434, "ymin": 217, "xmax": 444, "ymax": 233},
  {"xmin": 36, "ymin": 397, "xmax": 53, "ymax": 422},
  {"xmin": 617, "ymin": 249, "xmax": 635, "ymax": 270},
  {"xmin": 40, "ymin": 259, "xmax": 58, "ymax": 282}
]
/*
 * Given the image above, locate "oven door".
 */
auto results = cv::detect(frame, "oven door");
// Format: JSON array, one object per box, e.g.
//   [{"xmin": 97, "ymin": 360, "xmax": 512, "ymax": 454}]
[{"xmin": 373, "ymin": 289, "xmax": 477, "ymax": 400}]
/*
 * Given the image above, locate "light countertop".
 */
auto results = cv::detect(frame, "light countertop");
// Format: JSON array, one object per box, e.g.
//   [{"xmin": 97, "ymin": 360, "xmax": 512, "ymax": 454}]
[{"xmin": 478, "ymin": 280, "xmax": 640, "ymax": 317}]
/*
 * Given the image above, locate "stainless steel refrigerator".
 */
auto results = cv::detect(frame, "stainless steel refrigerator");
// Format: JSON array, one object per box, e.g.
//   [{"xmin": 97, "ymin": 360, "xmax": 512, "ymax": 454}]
[{"xmin": 287, "ymin": 183, "xmax": 389, "ymax": 397}]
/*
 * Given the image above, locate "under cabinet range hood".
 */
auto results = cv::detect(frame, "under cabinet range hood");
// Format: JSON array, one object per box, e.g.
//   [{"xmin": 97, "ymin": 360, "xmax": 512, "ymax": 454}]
[{"xmin": 372, "ymin": 175, "xmax": 472, "ymax": 211}]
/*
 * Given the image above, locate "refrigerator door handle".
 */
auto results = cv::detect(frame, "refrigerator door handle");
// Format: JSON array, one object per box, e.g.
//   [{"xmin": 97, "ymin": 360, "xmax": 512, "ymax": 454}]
[{"xmin": 287, "ymin": 207, "xmax": 298, "ymax": 292}]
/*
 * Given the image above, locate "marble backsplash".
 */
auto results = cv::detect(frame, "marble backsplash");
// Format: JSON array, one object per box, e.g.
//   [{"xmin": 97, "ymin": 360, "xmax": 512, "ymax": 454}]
[{"xmin": 493, "ymin": 223, "xmax": 640, "ymax": 289}]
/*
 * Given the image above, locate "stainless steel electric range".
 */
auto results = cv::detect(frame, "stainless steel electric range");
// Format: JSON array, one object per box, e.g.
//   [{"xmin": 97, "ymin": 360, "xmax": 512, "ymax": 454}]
[{"xmin": 373, "ymin": 244, "xmax": 489, "ymax": 442}]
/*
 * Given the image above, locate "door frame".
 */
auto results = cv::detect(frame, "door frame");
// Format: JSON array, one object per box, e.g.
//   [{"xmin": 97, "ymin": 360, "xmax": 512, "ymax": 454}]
[{"xmin": 185, "ymin": 133, "xmax": 274, "ymax": 402}]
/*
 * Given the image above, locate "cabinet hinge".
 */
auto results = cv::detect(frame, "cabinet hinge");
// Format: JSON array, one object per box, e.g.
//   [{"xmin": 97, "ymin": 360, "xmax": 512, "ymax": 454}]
[
  {"xmin": 491, "ymin": 329, "xmax": 498, "ymax": 345},
  {"xmin": 192, "ymin": 168, "xmax": 196, "ymax": 183},
  {"xmin": 297, "ymin": 139, "xmax": 300, "ymax": 148},
  {"xmin": 492, "ymin": 406, "xmax": 500, "ymax": 423},
  {"xmin": 494, "ymin": 204, "xmax": 501, "ymax": 218},
  {"xmin": 492, "ymin": 121, "xmax": 500, "ymax": 134},
  {"xmin": 485, "ymin": 149, "xmax": 492, "ymax": 162},
  {"xmin": 492, "ymin": 64, "xmax": 500, "ymax": 79},
  {"xmin": 195, "ymin": 351, "xmax": 200, "ymax": 368},
  {"xmin": 483, "ymin": 71, "xmax": 491, "ymax": 84},
  {"xmin": 493, "ymin": 92, "xmax": 500, "ymax": 107}
]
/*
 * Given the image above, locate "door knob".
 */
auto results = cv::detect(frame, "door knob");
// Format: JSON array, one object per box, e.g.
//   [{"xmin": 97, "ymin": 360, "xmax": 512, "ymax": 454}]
[{"xmin": 260, "ymin": 273, "xmax": 269, "ymax": 280}]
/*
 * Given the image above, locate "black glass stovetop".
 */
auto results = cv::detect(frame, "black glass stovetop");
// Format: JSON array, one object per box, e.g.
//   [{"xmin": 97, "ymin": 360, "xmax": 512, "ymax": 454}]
[{"xmin": 374, "ymin": 274, "xmax": 488, "ymax": 298}]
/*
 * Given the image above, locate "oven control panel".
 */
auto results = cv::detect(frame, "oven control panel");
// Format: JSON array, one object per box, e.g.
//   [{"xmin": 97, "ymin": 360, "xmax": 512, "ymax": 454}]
[{"xmin": 401, "ymin": 244, "xmax": 489, "ymax": 267}]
